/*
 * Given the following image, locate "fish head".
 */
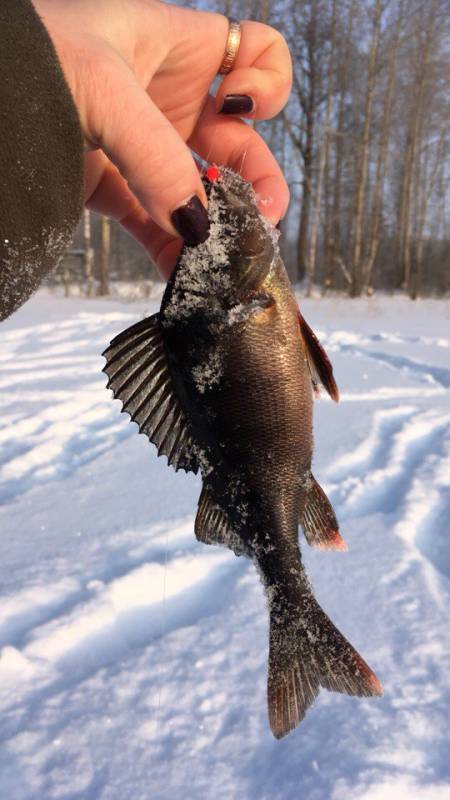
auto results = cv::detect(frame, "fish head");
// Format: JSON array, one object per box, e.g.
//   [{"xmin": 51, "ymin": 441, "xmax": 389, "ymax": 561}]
[
  {"xmin": 204, "ymin": 168, "xmax": 276, "ymax": 292},
  {"xmin": 160, "ymin": 168, "xmax": 279, "ymax": 327}
]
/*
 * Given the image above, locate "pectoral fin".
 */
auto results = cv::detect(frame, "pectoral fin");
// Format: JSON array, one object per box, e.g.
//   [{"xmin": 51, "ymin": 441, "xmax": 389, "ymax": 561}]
[
  {"xmin": 102, "ymin": 314, "xmax": 199, "ymax": 473},
  {"xmin": 300, "ymin": 473, "xmax": 347, "ymax": 551},
  {"xmin": 298, "ymin": 312, "xmax": 339, "ymax": 402},
  {"xmin": 195, "ymin": 484, "xmax": 247, "ymax": 557}
]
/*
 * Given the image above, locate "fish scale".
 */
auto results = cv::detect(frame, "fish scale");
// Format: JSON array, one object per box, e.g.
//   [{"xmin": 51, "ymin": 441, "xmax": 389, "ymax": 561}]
[{"xmin": 102, "ymin": 166, "xmax": 382, "ymax": 739}]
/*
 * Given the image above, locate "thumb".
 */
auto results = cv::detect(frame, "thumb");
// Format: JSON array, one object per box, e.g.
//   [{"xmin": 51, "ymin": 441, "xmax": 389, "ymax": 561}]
[{"xmin": 97, "ymin": 63, "xmax": 209, "ymax": 245}]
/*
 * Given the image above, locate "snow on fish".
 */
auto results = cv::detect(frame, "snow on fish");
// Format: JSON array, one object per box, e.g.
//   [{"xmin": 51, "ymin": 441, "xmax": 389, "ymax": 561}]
[{"xmin": 102, "ymin": 167, "xmax": 383, "ymax": 739}]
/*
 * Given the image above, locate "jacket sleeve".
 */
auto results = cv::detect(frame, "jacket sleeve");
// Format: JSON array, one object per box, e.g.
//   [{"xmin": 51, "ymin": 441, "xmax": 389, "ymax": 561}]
[{"xmin": 0, "ymin": 0, "xmax": 83, "ymax": 321}]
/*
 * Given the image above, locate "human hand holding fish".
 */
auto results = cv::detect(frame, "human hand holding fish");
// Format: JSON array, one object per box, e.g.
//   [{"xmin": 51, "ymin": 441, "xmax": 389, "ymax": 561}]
[
  {"xmin": 103, "ymin": 167, "xmax": 383, "ymax": 739},
  {"xmin": 32, "ymin": 0, "xmax": 292, "ymax": 276}
]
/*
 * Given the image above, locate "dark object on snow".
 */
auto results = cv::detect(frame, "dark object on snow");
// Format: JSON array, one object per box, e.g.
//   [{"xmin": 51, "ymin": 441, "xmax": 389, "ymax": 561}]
[
  {"xmin": 0, "ymin": 0, "xmax": 83, "ymax": 322},
  {"xmin": 102, "ymin": 168, "xmax": 382, "ymax": 739}
]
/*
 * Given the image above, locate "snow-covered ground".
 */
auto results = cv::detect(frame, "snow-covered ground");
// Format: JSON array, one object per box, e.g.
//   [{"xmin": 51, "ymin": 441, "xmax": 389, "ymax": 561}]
[{"xmin": 0, "ymin": 290, "xmax": 449, "ymax": 800}]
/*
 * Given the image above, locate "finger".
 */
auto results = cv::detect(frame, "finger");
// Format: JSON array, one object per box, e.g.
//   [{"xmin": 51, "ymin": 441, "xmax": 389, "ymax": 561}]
[
  {"xmin": 85, "ymin": 152, "xmax": 181, "ymax": 278},
  {"xmin": 84, "ymin": 150, "xmax": 140, "ymax": 219},
  {"xmin": 215, "ymin": 22, "xmax": 292, "ymax": 119},
  {"xmin": 189, "ymin": 97, "xmax": 289, "ymax": 223},
  {"xmin": 91, "ymin": 58, "xmax": 209, "ymax": 244}
]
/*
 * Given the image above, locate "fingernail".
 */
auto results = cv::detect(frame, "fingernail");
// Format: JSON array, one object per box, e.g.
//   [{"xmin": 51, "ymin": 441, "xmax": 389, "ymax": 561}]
[
  {"xmin": 171, "ymin": 195, "xmax": 209, "ymax": 246},
  {"xmin": 219, "ymin": 94, "xmax": 254, "ymax": 115}
]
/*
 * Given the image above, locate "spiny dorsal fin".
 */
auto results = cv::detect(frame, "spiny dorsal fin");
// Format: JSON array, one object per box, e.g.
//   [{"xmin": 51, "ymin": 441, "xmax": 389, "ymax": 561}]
[
  {"xmin": 300, "ymin": 473, "xmax": 347, "ymax": 551},
  {"xmin": 195, "ymin": 484, "xmax": 247, "ymax": 556},
  {"xmin": 102, "ymin": 314, "xmax": 199, "ymax": 474},
  {"xmin": 298, "ymin": 312, "xmax": 339, "ymax": 402}
]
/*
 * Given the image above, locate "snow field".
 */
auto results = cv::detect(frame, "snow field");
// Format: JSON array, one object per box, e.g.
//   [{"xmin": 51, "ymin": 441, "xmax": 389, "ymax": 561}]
[{"xmin": 0, "ymin": 291, "xmax": 449, "ymax": 800}]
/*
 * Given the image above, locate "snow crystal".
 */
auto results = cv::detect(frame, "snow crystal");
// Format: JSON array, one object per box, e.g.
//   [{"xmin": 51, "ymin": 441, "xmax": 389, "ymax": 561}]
[
  {"xmin": 190, "ymin": 442, "xmax": 214, "ymax": 477},
  {"xmin": 191, "ymin": 348, "xmax": 223, "ymax": 394}
]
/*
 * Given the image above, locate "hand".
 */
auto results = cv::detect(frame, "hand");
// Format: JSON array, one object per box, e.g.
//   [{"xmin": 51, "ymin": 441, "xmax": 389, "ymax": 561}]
[{"xmin": 33, "ymin": 0, "xmax": 292, "ymax": 277}]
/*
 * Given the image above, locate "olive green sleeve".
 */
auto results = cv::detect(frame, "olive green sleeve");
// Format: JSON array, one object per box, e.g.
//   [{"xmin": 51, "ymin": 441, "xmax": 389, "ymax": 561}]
[{"xmin": 0, "ymin": 0, "xmax": 84, "ymax": 321}]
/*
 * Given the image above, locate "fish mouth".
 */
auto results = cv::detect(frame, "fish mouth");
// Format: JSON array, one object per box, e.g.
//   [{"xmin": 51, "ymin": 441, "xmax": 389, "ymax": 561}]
[
  {"xmin": 204, "ymin": 168, "xmax": 253, "ymax": 216},
  {"xmin": 203, "ymin": 168, "xmax": 272, "ymax": 259}
]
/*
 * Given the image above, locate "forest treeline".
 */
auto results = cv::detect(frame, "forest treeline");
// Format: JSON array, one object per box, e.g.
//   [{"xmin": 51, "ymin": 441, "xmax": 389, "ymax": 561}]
[{"xmin": 56, "ymin": 0, "xmax": 450, "ymax": 297}]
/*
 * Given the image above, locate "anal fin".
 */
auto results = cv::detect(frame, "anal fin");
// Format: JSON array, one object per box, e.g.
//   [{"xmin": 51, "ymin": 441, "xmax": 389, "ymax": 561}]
[
  {"xmin": 195, "ymin": 484, "xmax": 247, "ymax": 557},
  {"xmin": 300, "ymin": 473, "xmax": 347, "ymax": 551}
]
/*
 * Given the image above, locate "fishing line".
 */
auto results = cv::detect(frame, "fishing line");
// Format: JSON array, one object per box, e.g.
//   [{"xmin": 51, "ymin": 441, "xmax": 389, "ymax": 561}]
[
  {"xmin": 238, "ymin": 146, "xmax": 248, "ymax": 177},
  {"xmin": 155, "ymin": 524, "xmax": 169, "ymax": 741}
]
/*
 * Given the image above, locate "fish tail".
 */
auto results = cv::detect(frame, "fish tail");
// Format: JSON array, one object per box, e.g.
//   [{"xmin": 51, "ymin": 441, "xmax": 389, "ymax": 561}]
[{"xmin": 267, "ymin": 589, "xmax": 382, "ymax": 739}]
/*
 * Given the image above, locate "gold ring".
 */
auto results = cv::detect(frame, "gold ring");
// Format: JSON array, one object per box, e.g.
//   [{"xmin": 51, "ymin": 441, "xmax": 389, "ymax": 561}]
[{"xmin": 218, "ymin": 19, "xmax": 242, "ymax": 75}]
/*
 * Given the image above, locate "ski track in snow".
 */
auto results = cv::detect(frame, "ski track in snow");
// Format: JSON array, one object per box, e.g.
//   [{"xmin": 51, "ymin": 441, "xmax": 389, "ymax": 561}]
[
  {"xmin": 0, "ymin": 317, "xmax": 137, "ymax": 503},
  {"xmin": 0, "ymin": 293, "xmax": 449, "ymax": 800}
]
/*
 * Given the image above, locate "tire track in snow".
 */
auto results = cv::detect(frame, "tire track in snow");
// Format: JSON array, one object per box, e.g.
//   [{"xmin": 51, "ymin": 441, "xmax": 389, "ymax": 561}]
[
  {"xmin": 326, "ymin": 405, "xmax": 416, "ymax": 481},
  {"xmin": 361, "ymin": 350, "xmax": 450, "ymax": 389},
  {"xmin": 0, "ymin": 409, "xmax": 133, "ymax": 503},
  {"xmin": 321, "ymin": 330, "xmax": 450, "ymax": 389},
  {"xmin": 0, "ymin": 319, "xmax": 139, "ymax": 502},
  {"xmin": 0, "ymin": 518, "xmax": 246, "ymax": 718},
  {"xmin": 323, "ymin": 329, "xmax": 450, "ymax": 350},
  {"xmin": 0, "ymin": 552, "xmax": 245, "ymax": 724},
  {"xmin": 0, "ymin": 579, "xmax": 83, "ymax": 649},
  {"xmin": 393, "ymin": 445, "xmax": 450, "ymax": 581},
  {"xmin": 0, "ymin": 521, "xmax": 194, "ymax": 649},
  {"xmin": 331, "ymin": 410, "xmax": 450, "ymax": 518}
]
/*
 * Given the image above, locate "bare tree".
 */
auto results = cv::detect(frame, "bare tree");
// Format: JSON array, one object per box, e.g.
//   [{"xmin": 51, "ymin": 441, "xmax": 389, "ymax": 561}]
[
  {"xmin": 350, "ymin": 0, "xmax": 384, "ymax": 296},
  {"xmin": 83, "ymin": 209, "xmax": 94, "ymax": 298},
  {"xmin": 362, "ymin": 0, "xmax": 404, "ymax": 291},
  {"xmin": 397, "ymin": 0, "xmax": 439, "ymax": 290},
  {"xmin": 305, "ymin": 0, "xmax": 337, "ymax": 293},
  {"xmin": 99, "ymin": 216, "xmax": 110, "ymax": 296}
]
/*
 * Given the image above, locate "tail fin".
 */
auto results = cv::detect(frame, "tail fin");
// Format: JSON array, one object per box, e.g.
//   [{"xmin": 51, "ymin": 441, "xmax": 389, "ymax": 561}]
[{"xmin": 268, "ymin": 593, "xmax": 382, "ymax": 739}]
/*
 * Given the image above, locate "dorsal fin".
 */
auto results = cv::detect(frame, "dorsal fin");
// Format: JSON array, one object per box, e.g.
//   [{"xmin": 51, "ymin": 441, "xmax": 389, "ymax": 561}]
[
  {"xmin": 298, "ymin": 312, "xmax": 339, "ymax": 402},
  {"xmin": 195, "ymin": 484, "xmax": 247, "ymax": 557},
  {"xmin": 102, "ymin": 314, "xmax": 199, "ymax": 474}
]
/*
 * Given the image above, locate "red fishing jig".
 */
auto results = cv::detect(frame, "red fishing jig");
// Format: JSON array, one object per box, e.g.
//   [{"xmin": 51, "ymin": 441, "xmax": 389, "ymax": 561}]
[{"xmin": 205, "ymin": 165, "xmax": 221, "ymax": 183}]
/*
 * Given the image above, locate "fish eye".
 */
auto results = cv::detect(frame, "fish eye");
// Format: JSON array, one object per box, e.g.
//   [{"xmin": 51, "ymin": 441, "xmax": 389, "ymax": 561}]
[{"xmin": 237, "ymin": 223, "xmax": 267, "ymax": 256}]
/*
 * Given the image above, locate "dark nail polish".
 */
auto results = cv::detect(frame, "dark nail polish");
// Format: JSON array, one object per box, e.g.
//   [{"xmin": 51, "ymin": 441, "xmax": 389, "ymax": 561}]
[
  {"xmin": 171, "ymin": 195, "xmax": 209, "ymax": 246},
  {"xmin": 220, "ymin": 94, "xmax": 254, "ymax": 115}
]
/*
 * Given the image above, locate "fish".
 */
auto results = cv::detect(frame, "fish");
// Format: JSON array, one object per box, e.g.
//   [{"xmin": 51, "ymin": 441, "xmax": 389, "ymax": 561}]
[{"xmin": 102, "ymin": 166, "xmax": 383, "ymax": 739}]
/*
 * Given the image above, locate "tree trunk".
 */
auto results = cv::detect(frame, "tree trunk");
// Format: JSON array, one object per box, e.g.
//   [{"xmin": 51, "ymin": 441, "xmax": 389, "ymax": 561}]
[
  {"xmin": 410, "ymin": 130, "xmax": 445, "ymax": 298},
  {"xmin": 296, "ymin": 130, "xmax": 313, "ymax": 283},
  {"xmin": 330, "ymin": 0, "xmax": 357, "ymax": 280},
  {"xmin": 363, "ymin": 0, "xmax": 404, "ymax": 292},
  {"xmin": 99, "ymin": 215, "xmax": 110, "ymax": 296},
  {"xmin": 397, "ymin": 0, "xmax": 436, "ymax": 291},
  {"xmin": 307, "ymin": 0, "xmax": 337, "ymax": 295},
  {"xmin": 296, "ymin": 0, "xmax": 318, "ymax": 283},
  {"xmin": 351, "ymin": 0, "xmax": 383, "ymax": 297},
  {"xmin": 83, "ymin": 209, "xmax": 94, "ymax": 298}
]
